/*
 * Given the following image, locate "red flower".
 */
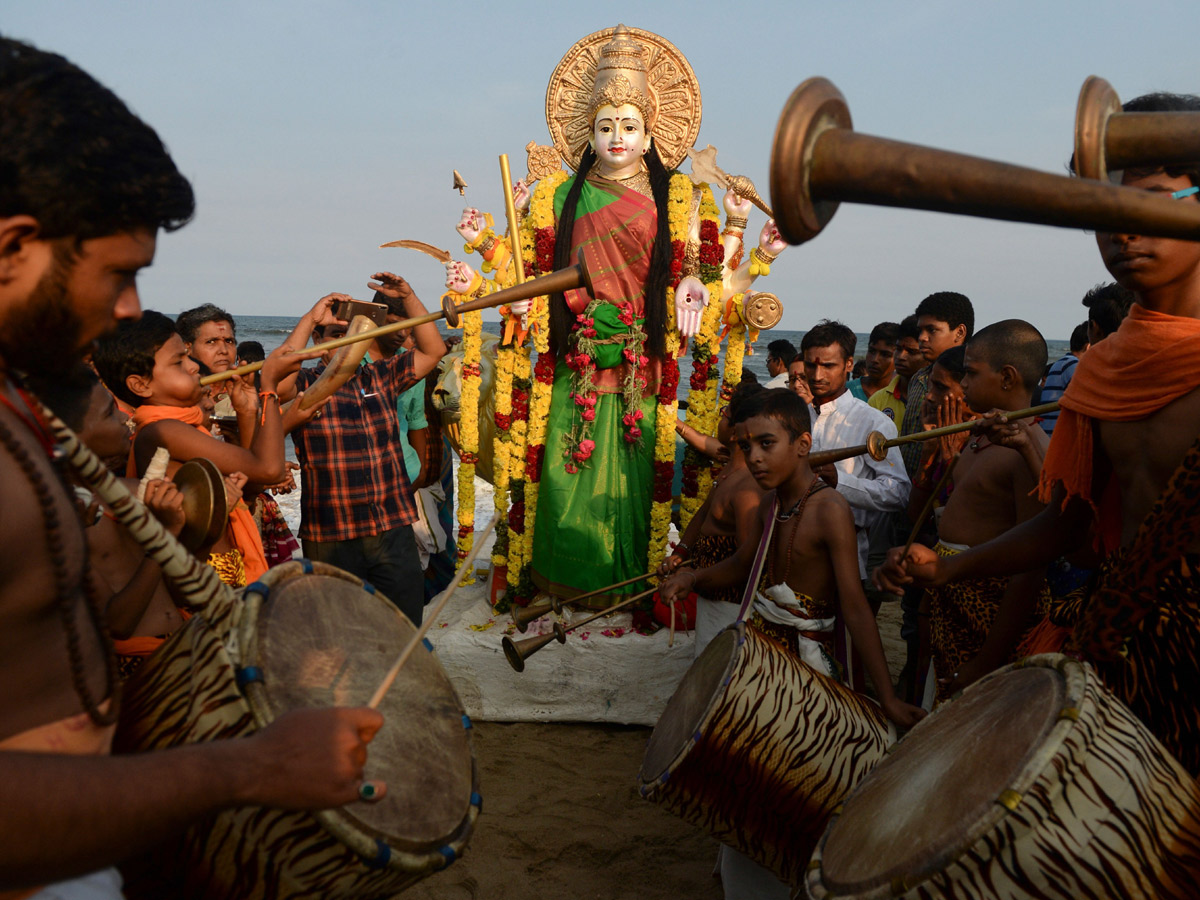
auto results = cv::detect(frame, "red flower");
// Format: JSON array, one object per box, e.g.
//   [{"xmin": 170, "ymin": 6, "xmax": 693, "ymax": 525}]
[
  {"xmin": 526, "ymin": 444, "xmax": 545, "ymax": 480},
  {"xmin": 494, "ymin": 412, "xmax": 512, "ymax": 431},
  {"xmin": 508, "ymin": 501, "xmax": 526, "ymax": 533},
  {"xmin": 535, "ymin": 353, "xmax": 556, "ymax": 382},
  {"xmin": 581, "ymin": 407, "xmax": 596, "ymax": 422}
]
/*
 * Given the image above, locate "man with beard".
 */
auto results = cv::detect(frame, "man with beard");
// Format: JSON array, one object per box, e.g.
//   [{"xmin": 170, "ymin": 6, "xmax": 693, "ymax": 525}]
[{"xmin": 0, "ymin": 38, "xmax": 385, "ymax": 894}]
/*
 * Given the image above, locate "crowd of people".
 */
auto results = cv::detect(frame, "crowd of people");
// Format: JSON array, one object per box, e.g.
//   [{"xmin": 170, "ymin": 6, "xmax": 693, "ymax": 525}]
[{"xmin": 1, "ymin": 28, "xmax": 1198, "ymax": 900}]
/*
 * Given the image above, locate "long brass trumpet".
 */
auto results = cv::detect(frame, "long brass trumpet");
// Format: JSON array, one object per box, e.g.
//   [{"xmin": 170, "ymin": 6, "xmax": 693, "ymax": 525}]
[
  {"xmin": 806, "ymin": 401, "xmax": 1058, "ymax": 469},
  {"xmin": 510, "ymin": 566, "xmax": 686, "ymax": 633},
  {"xmin": 502, "ymin": 585, "xmax": 659, "ymax": 672},
  {"xmin": 1075, "ymin": 75, "xmax": 1200, "ymax": 182},
  {"xmin": 199, "ymin": 253, "xmax": 595, "ymax": 386},
  {"xmin": 769, "ymin": 78, "xmax": 1200, "ymax": 246}
]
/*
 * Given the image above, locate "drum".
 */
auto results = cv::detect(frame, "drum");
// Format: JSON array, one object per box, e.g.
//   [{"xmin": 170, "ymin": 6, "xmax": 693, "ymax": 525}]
[
  {"xmin": 113, "ymin": 560, "xmax": 480, "ymax": 899},
  {"xmin": 805, "ymin": 653, "xmax": 1200, "ymax": 899},
  {"xmin": 638, "ymin": 621, "xmax": 895, "ymax": 887}
]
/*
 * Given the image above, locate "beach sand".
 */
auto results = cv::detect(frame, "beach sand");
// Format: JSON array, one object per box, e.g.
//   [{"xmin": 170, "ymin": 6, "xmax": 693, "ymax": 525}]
[{"xmin": 274, "ymin": 465, "xmax": 908, "ymax": 899}]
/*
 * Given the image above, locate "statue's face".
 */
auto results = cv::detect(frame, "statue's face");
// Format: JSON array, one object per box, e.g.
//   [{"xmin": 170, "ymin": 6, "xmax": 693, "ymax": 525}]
[{"xmin": 592, "ymin": 104, "xmax": 648, "ymax": 177}]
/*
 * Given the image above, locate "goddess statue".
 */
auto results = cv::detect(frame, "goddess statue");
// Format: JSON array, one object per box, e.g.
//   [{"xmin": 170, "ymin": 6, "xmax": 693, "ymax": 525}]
[{"xmin": 446, "ymin": 25, "xmax": 785, "ymax": 607}]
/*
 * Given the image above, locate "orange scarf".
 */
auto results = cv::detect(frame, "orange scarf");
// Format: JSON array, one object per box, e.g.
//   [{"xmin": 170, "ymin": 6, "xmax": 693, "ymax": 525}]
[
  {"xmin": 112, "ymin": 609, "xmax": 193, "ymax": 658},
  {"xmin": 127, "ymin": 404, "xmax": 269, "ymax": 582},
  {"xmin": 1038, "ymin": 305, "xmax": 1200, "ymax": 551}
]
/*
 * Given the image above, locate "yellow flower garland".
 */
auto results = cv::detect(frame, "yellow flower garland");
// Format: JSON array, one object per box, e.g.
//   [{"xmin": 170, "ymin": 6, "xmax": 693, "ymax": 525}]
[
  {"xmin": 491, "ymin": 345, "xmax": 515, "ymax": 570},
  {"xmin": 455, "ymin": 305, "xmax": 483, "ymax": 561},
  {"xmin": 505, "ymin": 349, "xmax": 532, "ymax": 585}
]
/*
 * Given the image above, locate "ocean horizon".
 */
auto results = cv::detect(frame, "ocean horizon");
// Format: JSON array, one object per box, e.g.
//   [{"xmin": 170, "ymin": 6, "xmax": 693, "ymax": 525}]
[{"xmin": 217, "ymin": 315, "xmax": 1072, "ymax": 389}]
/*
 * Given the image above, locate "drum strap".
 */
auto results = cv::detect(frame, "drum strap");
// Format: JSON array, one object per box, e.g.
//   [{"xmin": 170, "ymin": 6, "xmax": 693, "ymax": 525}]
[{"xmin": 736, "ymin": 495, "xmax": 778, "ymax": 623}]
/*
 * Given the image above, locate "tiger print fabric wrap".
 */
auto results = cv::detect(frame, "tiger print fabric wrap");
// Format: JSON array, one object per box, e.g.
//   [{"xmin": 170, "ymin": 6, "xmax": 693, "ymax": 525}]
[
  {"xmin": 639, "ymin": 622, "xmax": 894, "ymax": 888},
  {"xmin": 806, "ymin": 654, "xmax": 1200, "ymax": 899},
  {"xmin": 114, "ymin": 562, "xmax": 479, "ymax": 899}
]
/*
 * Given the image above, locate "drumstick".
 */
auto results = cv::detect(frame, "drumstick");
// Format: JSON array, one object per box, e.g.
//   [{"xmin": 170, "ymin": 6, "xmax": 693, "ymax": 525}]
[
  {"xmin": 366, "ymin": 510, "xmax": 502, "ymax": 710},
  {"xmin": 901, "ymin": 452, "xmax": 960, "ymax": 560}
]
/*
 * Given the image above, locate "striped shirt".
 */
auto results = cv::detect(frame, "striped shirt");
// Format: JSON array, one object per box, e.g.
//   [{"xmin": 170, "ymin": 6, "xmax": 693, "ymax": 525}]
[{"xmin": 293, "ymin": 353, "xmax": 418, "ymax": 542}]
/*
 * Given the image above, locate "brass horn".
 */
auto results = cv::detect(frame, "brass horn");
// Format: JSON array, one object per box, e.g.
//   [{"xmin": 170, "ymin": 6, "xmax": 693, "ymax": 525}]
[
  {"xmin": 511, "ymin": 599, "xmax": 555, "ymax": 633},
  {"xmin": 769, "ymin": 78, "xmax": 1200, "ymax": 247},
  {"xmin": 502, "ymin": 623, "xmax": 566, "ymax": 672},
  {"xmin": 503, "ymin": 585, "xmax": 660, "ymax": 673},
  {"xmin": 200, "ymin": 252, "xmax": 597, "ymax": 386},
  {"xmin": 1075, "ymin": 75, "xmax": 1200, "ymax": 182},
  {"xmin": 806, "ymin": 401, "xmax": 1059, "ymax": 469}
]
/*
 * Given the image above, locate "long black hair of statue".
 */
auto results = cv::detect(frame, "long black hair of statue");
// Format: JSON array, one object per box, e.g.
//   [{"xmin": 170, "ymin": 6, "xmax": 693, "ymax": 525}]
[{"xmin": 548, "ymin": 143, "xmax": 672, "ymax": 358}]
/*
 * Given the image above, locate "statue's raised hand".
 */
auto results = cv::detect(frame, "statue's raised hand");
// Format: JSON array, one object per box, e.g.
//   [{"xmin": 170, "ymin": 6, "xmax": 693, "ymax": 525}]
[
  {"xmin": 456, "ymin": 208, "xmax": 485, "ymax": 244},
  {"xmin": 445, "ymin": 260, "xmax": 478, "ymax": 295},
  {"xmin": 674, "ymin": 275, "xmax": 710, "ymax": 339},
  {"xmin": 723, "ymin": 189, "xmax": 752, "ymax": 221},
  {"xmin": 759, "ymin": 219, "xmax": 787, "ymax": 255},
  {"xmin": 513, "ymin": 180, "xmax": 531, "ymax": 213}
]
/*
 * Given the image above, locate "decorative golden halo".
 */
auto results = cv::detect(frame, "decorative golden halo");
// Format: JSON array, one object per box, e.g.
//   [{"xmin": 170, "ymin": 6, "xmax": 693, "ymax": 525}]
[{"xmin": 545, "ymin": 25, "xmax": 701, "ymax": 172}]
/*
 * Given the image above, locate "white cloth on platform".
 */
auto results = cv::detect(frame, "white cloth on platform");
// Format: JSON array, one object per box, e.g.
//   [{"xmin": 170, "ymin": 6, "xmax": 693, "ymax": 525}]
[
  {"xmin": 808, "ymin": 391, "xmax": 910, "ymax": 578},
  {"xmin": 694, "ymin": 596, "xmax": 740, "ymax": 658}
]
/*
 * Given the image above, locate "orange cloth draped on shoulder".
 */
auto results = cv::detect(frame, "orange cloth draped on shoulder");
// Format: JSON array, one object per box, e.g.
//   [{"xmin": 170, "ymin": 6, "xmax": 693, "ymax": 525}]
[
  {"xmin": 1037, "ymin": 304, "xmax": 1200, "ymax": 552},
  {"xmin": 127, "ymin": 404, "xmax": 269, "ymax": 582},
  {"xmin": 112, "ymin": 609, "xmax": 193, "ymax": 659}
]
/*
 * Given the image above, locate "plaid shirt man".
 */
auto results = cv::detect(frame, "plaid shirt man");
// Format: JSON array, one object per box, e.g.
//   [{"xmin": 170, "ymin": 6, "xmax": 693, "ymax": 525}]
[{"xmin": 293, "ymin": 353, "xmax": 417, "ymax": 542}]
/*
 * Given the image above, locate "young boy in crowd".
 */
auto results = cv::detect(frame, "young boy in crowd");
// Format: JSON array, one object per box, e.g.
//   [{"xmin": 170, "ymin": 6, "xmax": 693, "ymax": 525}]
[
  {"xmin": 869, "ymin": 314, "xmax": 922, "ymax": 424},
  {"xmin": 660, "ymin": 381, "xmax": 767, "ymax": 653},
  {"xmin": 878, "ymin": 92, "xmax": 1200, "ymax": 772},
  {"xmin": 93, "ymin": 310, "xmax": 307, "ymax": 585},
  {"xmin": 898, "ymin": 293, "xmax": 974, "ymax": 478},
  {"xmin": 848, "ymin": 321, "xmax": 898, "ymax": 401},
  {"xmin": 880, "ymin": 320, "xmax": 1051, "ymax": 704},
  {"xmin": 30, "ymin": 367, "xmax": 199, "ymax": 676}
]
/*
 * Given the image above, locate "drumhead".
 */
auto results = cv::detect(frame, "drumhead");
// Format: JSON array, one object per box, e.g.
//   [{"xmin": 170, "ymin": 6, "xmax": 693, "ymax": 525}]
[
  {"xmin": 253, "ymin": 573, "xmax": 475, "ymax": 852},
  {"xmin": 820, "ymin": 662, "xmax": 1068, "ymax": 893},
  {"xmin": 640, "ymin": 624, "xmax": 740, "ymax": 781}
]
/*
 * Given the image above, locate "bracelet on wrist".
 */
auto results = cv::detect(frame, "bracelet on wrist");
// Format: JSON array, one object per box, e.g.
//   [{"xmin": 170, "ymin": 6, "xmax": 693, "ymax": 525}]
[{"xmin": 258, "ymin": 390, "xmax": 279, "ymax": 426}]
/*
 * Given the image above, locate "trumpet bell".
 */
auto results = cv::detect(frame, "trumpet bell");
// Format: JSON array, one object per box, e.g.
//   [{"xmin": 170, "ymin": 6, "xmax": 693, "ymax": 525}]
[
  {"xmin": 510, "ymin": 600, "xmax": 554, "ymax": 633},
  {"xmin": 501, "ymin": 627, "xmax": 567, "ymax": 673}
]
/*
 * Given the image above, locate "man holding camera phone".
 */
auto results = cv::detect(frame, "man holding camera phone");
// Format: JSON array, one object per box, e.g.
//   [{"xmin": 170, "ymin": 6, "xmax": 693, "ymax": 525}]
[{"xmin": 281, "ymin": 275, "xmax": 446, "ymax": 625}]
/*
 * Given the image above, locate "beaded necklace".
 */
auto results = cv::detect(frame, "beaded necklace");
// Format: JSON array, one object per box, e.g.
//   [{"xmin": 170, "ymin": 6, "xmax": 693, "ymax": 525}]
[
  {"xmin": 768, "ymin": 475, "xmax": 826, "ymax": 586},
  {"xmin": 0, "ymin": 375, "xmax": 117, "ymax": 725}
]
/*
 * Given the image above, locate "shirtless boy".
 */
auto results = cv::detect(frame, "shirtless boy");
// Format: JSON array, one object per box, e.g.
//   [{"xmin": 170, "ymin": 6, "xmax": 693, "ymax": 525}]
[
  {"xmin": 659, "ymin": 381, "xmax": 766, "ymax": 652},
  {"xmin": 27, "ymin": 367, "xmax": 197, "ymax": 678},
  {"xmin": 0, "ymin": 37, "xmax": 381, "ymax": 891},
  {"xmin": 882, "ymin": 321, "xmax": 1050, "ymax": 703},
  {"xmin": 666, "ymin": 390, "xmax": 925, "ymax": 729},
  {"xmin": 877, "ymin": 92, "xmax": 1200, "ymax": 773}
]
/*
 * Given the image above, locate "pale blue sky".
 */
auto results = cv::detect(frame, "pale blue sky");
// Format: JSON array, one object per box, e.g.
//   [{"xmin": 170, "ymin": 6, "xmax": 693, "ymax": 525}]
[{"xmin": 6, "ymin": 1, "xmax": 1197, "ymax": 339}]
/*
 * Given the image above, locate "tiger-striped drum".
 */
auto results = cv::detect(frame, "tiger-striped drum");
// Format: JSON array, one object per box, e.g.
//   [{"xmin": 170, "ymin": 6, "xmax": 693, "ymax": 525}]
[
  {"xmin": 638, "ymin": 621, "xmax": 895, "ymax": 887},
  {"xmin": 805, "ymin": 653, "xmax": 1200, "ymax": 899},
  {"xmin": 114, "ymin": 560, "xmax": 480, "ymax": 899}
]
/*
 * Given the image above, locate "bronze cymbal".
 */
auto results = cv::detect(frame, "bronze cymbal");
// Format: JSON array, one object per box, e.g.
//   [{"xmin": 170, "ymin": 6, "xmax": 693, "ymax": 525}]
[{"xmin": 172, "ymin": 457, "xmax": 227, "ymax": 554}]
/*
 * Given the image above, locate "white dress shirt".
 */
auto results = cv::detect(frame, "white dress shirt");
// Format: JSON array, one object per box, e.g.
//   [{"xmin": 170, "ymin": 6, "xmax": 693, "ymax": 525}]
[
  {"xmin": 765, "ymin": 371, "xmax": 790, "ymax": 390},
  {"xmin": 808, "ymin": 390, "xmax": 911, "ymax": 577}
]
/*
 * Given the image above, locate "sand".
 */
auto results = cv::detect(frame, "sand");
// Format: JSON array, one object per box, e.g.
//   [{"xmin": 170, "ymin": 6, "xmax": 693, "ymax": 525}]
[
  {"xmin": 402, "ymin": 601, "xmax": 908, "ymax": 900},
  {"xmin": 275, "ymin": 461, "xmax": 909, "ymax": 898}
]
